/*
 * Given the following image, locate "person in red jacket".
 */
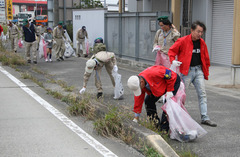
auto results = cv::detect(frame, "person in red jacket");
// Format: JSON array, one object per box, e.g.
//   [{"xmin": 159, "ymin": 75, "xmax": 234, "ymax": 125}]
[
  {"xmin": 168, "ymin": 21, "xmax": 217, "ymax": 127},
  {"xmin": 127, "ymin": 65, "xmax": 181, "ymax": 133},
  {"xmin": 0, "ymin": 24, "xmax": 3, "ymax": 36}
]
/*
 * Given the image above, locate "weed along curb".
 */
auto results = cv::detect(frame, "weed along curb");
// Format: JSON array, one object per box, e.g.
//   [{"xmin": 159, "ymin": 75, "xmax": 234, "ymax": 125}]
[{"xmin": 126, "ymin": 121, "xmax": 179, "ymax": 157}]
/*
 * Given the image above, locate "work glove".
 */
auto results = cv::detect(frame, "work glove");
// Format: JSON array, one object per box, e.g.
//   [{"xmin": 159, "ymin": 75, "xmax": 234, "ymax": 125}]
[
  {"xmin": 48, "ymin": 40, "xmax": 52, "ymax": 43},
  {"xmin": 113, "ymin": 65, "xmax": 118, "ymax": 73},
  {"xmin": 166, "ymin": 92, "xmax": 173, "ymax": 100},
  {"xmin": 172, "ymin": 60, "xmax": 182, "ymax": 67},
  {"xmin": 152, "ymin": 45, "xmax": 160, "ymax": 53},
  {"xmin": 76, "ymin": 40, "xmax": 79, "ymax": 44},
  {"xmin": 53, "ymin": 40, "xmax": 56, "ymax": 44},
  {"xmin": 79, "ymin": 87, "xmax": 86, "ymax": 94}
]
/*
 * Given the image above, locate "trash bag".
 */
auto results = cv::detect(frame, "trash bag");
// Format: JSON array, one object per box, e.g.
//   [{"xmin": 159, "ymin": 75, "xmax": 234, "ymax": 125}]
[
  {"xmin": 18, "ymin": 39, "xmax": 23, "ymax": 48},
  {"xmin": 155, "ymin": 51, "xmax": 171, "ymax": 68},
  {"xmin": 39, "ymin": 36, "xmax": 47, "ymax": 59},
  {"xmin": 86, "ymin": 40, "xmax": 89, "ymax": 55},
  {"xmin": 1, "ymin": 35, "xmax": 6, "ymax": 42},
  {"xmin": 162, "ymin": 99, "xmax": 207, "ymax": 142},
  {"xmin": 112, "ymin": 71, "xmax": 124, "ymax": 99},
  {"xmin": 64, "ymin": 40, "xmax": 76, "ymax": 58}
]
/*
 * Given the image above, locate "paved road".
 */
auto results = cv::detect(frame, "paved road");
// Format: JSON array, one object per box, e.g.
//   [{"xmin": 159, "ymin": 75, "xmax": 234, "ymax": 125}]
[{"xmin": 0, "ymin": 66, "xmax": 144, "ymax": 157}]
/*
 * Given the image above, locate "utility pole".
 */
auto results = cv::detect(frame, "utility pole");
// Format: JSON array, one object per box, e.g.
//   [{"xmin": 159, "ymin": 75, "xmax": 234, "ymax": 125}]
[
  {"xmin": 63, "ymin": 0, "xmax": 66, "ymax": 25},
  {"xmin": 53, "ymin": 0, "xmax": 59, "ymax": 26}
]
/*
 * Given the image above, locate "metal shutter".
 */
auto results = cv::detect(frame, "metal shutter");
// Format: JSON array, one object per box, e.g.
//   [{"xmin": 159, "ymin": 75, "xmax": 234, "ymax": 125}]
[{"xmin": 211, "ymin": 0, "xmax": 234, "ymax": 66}]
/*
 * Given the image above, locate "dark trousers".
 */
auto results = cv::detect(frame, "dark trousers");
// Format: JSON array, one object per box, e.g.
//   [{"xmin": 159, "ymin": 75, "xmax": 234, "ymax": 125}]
[{"xmin": 144, "ymin": 75, "xmax": 181, "ymax": 132}]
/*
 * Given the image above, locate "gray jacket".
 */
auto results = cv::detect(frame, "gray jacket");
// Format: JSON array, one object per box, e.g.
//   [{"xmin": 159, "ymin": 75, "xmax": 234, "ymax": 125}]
[{"xmin": 44, "ymin": 33, "xmax": 53, "ymax": 48}]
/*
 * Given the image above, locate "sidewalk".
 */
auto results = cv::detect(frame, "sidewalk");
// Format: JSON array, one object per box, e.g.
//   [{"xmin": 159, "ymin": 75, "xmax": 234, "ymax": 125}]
[{"xmin": 4, "ymin": 50, "xmax": 240, "ymax": 156}]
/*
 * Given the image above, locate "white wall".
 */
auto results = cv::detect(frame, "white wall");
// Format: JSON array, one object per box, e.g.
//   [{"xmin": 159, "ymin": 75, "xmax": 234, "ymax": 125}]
[{"xmin": 73, "ymin": 9, "xmax": 106, "ymax": 48}]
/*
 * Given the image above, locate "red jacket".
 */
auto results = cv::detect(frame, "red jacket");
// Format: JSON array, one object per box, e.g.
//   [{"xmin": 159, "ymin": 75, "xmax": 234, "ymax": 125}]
[
  {"xmin": 133, "ymin": 65, "xmax": 177, "ymax": 113},
  {"xmin": 168, "ymin": 34, "xmax": 210, "ymax": 80},
  {"xmin": 0, "ymin": 25, "xmax": 3, "ymax": 36}
]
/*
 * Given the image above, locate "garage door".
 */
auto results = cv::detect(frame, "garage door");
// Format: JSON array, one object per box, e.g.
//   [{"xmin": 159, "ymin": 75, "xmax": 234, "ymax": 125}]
[{"xmin": 211, "ymin": 0, "xmax": 234, "ymax": 66}]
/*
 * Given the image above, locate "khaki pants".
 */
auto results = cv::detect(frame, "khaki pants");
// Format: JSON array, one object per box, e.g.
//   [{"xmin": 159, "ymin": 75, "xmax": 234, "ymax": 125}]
[
  {"xmin": 25, "ymin": 41, "xmax": 37, "ymax": 61},
  {"xmin": 95, "ymin": 61, "xmax": 115, "ymax": 93},
  {"xmin": 55, "ymin": 38, "xmax": 65, "ymax": 59},
  {"xmin": 10, "ymin": 34, "xmax": 18, "ymax": 52},
  {"xmin": 36, "ymin": 35, "xmax": 40, "ymax": 50},
  {"xmin": 77, "ymin": 39, "xmax": 86, "ymax": 55}
]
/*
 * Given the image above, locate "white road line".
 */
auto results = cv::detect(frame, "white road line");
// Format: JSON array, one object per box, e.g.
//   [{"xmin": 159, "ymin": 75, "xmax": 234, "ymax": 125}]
[{"xmin": 0, "ymin": 66, "xmax": 118, "ymax": 157}]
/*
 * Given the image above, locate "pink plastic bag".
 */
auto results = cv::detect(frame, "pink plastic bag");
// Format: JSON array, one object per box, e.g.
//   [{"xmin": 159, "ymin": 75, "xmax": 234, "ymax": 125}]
[
  {"xmin": 155, "ymin": 51, "xmax": 171, "ymax": 68},
  {"xmin": 18, "ymin": 39, "xmax": 23, "ymax": 48},
  {"xmin": 39, "ymin": 37, "xmax": 47, "ymax": 59},
  {"xmin": 86, "ymin": 40, "xmax": 89, "ymax": 55},
  {"xmin": 43, "ymin": 40, "xmax": 47, "ymax": 59},
  {"xmin": 162, "ymin": 99, "xmax": 207, "ymax": 142}
]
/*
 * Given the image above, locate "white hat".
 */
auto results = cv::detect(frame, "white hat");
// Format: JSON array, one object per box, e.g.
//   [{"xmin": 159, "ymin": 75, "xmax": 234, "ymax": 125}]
[
  {"xmin": 85, "ymin": 59, "xmax": 96, "ymax": 73},
  {"xmin": 127, "ymin": 75, "xmax": 141, "ymax": 96}
]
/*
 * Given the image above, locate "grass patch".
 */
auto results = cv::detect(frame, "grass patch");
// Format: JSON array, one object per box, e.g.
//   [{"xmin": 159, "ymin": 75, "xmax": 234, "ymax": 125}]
[
  {"xmin": 56, "ymin": 80, "xmax": 75, "ymax": 92},
  {"xmin": 0, "ymin": 51, "xmax": 26, "ymax": 66},
  {"xmin": 67, "ymin": 94, "xmax": 96, "ymax": 120},
  {"xmin": 141, "ymin": 146, "xmax": 163, "ymax": 157},
  {"xmin": 20, "ymin": 72, "xmax": 44, "ymax": 87},
  {"xmin": 46, "ymin": 89, "xmax": 64, "ymax": 100},
  {"xmin": 94, "ymin": 106, "xmax": 123, "ymax": 137}
]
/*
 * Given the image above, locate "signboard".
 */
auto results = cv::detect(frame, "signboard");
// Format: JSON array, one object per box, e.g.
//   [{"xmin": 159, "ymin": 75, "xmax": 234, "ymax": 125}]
[
  {"xmin": 0, "ymin": 0, "xmax": 5, "ymax": 7},
  {"xmin": 6, "ymin": 0, "xmax": 13, "ymax": 20},
  {"xmin": 0, "ymin": 8, "xmax": 5, "ymax": 22}
]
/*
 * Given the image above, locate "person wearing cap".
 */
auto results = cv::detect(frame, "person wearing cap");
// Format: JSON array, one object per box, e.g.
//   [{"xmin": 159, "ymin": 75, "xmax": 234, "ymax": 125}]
[
  {"xmin": 44, "ymin": 27, "xmax": 53, "ymax": 62},
  {"xmin": 76, "ymin": 26, "xmax": 88, "ymax": 57},
  {"xmin": 53, "ymin": 21, "xmax": 66, "ymax": 61},
  {"xmin": 21, "ymin": 19, "xmax": 38, "ymax": 64},
  {"xmin": 127, "ymin": 65, "xmax": 181, "ymax": 133},
  {"xmin": 36, "ymin": 22, "xmax": 46, "ymax": 51},
  {"xmin": 153, "ymin": 16, "xmax": 180, "ymax": 67},
  {"xmin": 168, "ymin": 21, "xmax": 217, "ymax": 127},
  {"xmin": 7, "ymin": 21, "xmax": 20, "ymax": 53},
  {"xmin": 79, "ymin": 51, "xmax": 118, "ymax": 98}
]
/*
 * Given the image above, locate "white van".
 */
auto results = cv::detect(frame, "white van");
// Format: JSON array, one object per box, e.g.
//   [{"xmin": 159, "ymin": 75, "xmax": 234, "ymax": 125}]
[{"xmin": 18, "ymin": 11, "xmax": 35, "ymax": 25}]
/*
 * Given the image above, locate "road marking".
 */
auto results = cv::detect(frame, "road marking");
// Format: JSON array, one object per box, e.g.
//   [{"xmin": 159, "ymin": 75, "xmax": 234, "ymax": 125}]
[{"xmin": 0, "ymin": 66, "xmax": 118, "ymax": 157}]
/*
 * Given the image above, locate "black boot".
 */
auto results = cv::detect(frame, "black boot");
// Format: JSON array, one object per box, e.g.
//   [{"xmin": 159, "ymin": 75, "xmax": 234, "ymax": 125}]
[{"xmin": 97, "ymin": 92, "xmax": 103, "ymax": 99}]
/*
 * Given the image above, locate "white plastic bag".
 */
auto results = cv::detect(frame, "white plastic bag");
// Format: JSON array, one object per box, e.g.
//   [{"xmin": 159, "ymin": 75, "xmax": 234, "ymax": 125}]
[
  {"xmin": 163, "ymin": 99, "xmax": 207, "ymax": 142},
  {"xmin": 64, "ymin": 39, "xmax": 76, "ymax": 58},
  {"xmin": 39, "ymin": 36, "xmax": 46, "ymax": 59},
  {"xmin": 112, "ymin": 71, "xmax": 124, "ymax": 99}
]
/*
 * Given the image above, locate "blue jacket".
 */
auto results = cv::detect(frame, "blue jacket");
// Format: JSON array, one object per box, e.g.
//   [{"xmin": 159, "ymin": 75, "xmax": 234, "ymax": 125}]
[{"xmin": 22, "ymin": 24, "xmax": 36, "ymax": 42}]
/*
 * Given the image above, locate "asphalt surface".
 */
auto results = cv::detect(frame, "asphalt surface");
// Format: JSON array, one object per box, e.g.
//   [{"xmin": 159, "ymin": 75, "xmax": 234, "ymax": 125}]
[{"xmin": 2, "ymin": 43, "xmax": 240, "ymax": 157}]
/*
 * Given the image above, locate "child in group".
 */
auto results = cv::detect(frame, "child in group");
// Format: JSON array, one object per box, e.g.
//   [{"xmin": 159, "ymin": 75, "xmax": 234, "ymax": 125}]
[{"xmin": 44, "ymin": 27, "xmax": 53, "ymax": 62}]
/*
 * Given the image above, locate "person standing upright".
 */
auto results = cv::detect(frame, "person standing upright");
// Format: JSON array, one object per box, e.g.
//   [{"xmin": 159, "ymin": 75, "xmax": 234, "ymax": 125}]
[
  {"xmin": 168, "ymin": 21, "xmax": 217, "ymax": 127},
  {"xmin": 153, "ymin": 16, "xmax": 180, "ymax": 68},
  {"xmin": 21, "ymin": 19, "xmax": 38, "ymax": 64},
  {"xmin": 7, "ymin": 21, "xmax": 20, "ymax": 53},
  {"xmin": 76, "ymin": 26, "xmax": 88, "ymax": 58},
  {"xmin": 44, "ymin": 27, "xmax": 53, "ymax": 62},
  {"xmin": 53, "ymin": 21, "xmax": 66, "ymax": 61}
]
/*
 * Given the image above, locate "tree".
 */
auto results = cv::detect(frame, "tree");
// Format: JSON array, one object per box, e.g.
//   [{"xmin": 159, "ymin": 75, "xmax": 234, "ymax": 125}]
[{"xmin": 75, "ymin": 0, "xmax": 103, "ymax": 9}]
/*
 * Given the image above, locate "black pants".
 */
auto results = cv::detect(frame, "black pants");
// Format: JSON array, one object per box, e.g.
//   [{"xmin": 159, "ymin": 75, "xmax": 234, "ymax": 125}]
[{"xmin": 144, "ymin": 75, "xmax": 181, "ymax": 132}]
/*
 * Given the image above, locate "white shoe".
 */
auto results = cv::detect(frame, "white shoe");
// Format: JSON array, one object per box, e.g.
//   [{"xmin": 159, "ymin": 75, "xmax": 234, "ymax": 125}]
[
  {"xmin": 45, "ymin": 58, "xmax": 48, "ymax": 62},
  {"xmin": 49, "ymin": 59, "xmax": 52, "ymax": 62}
]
